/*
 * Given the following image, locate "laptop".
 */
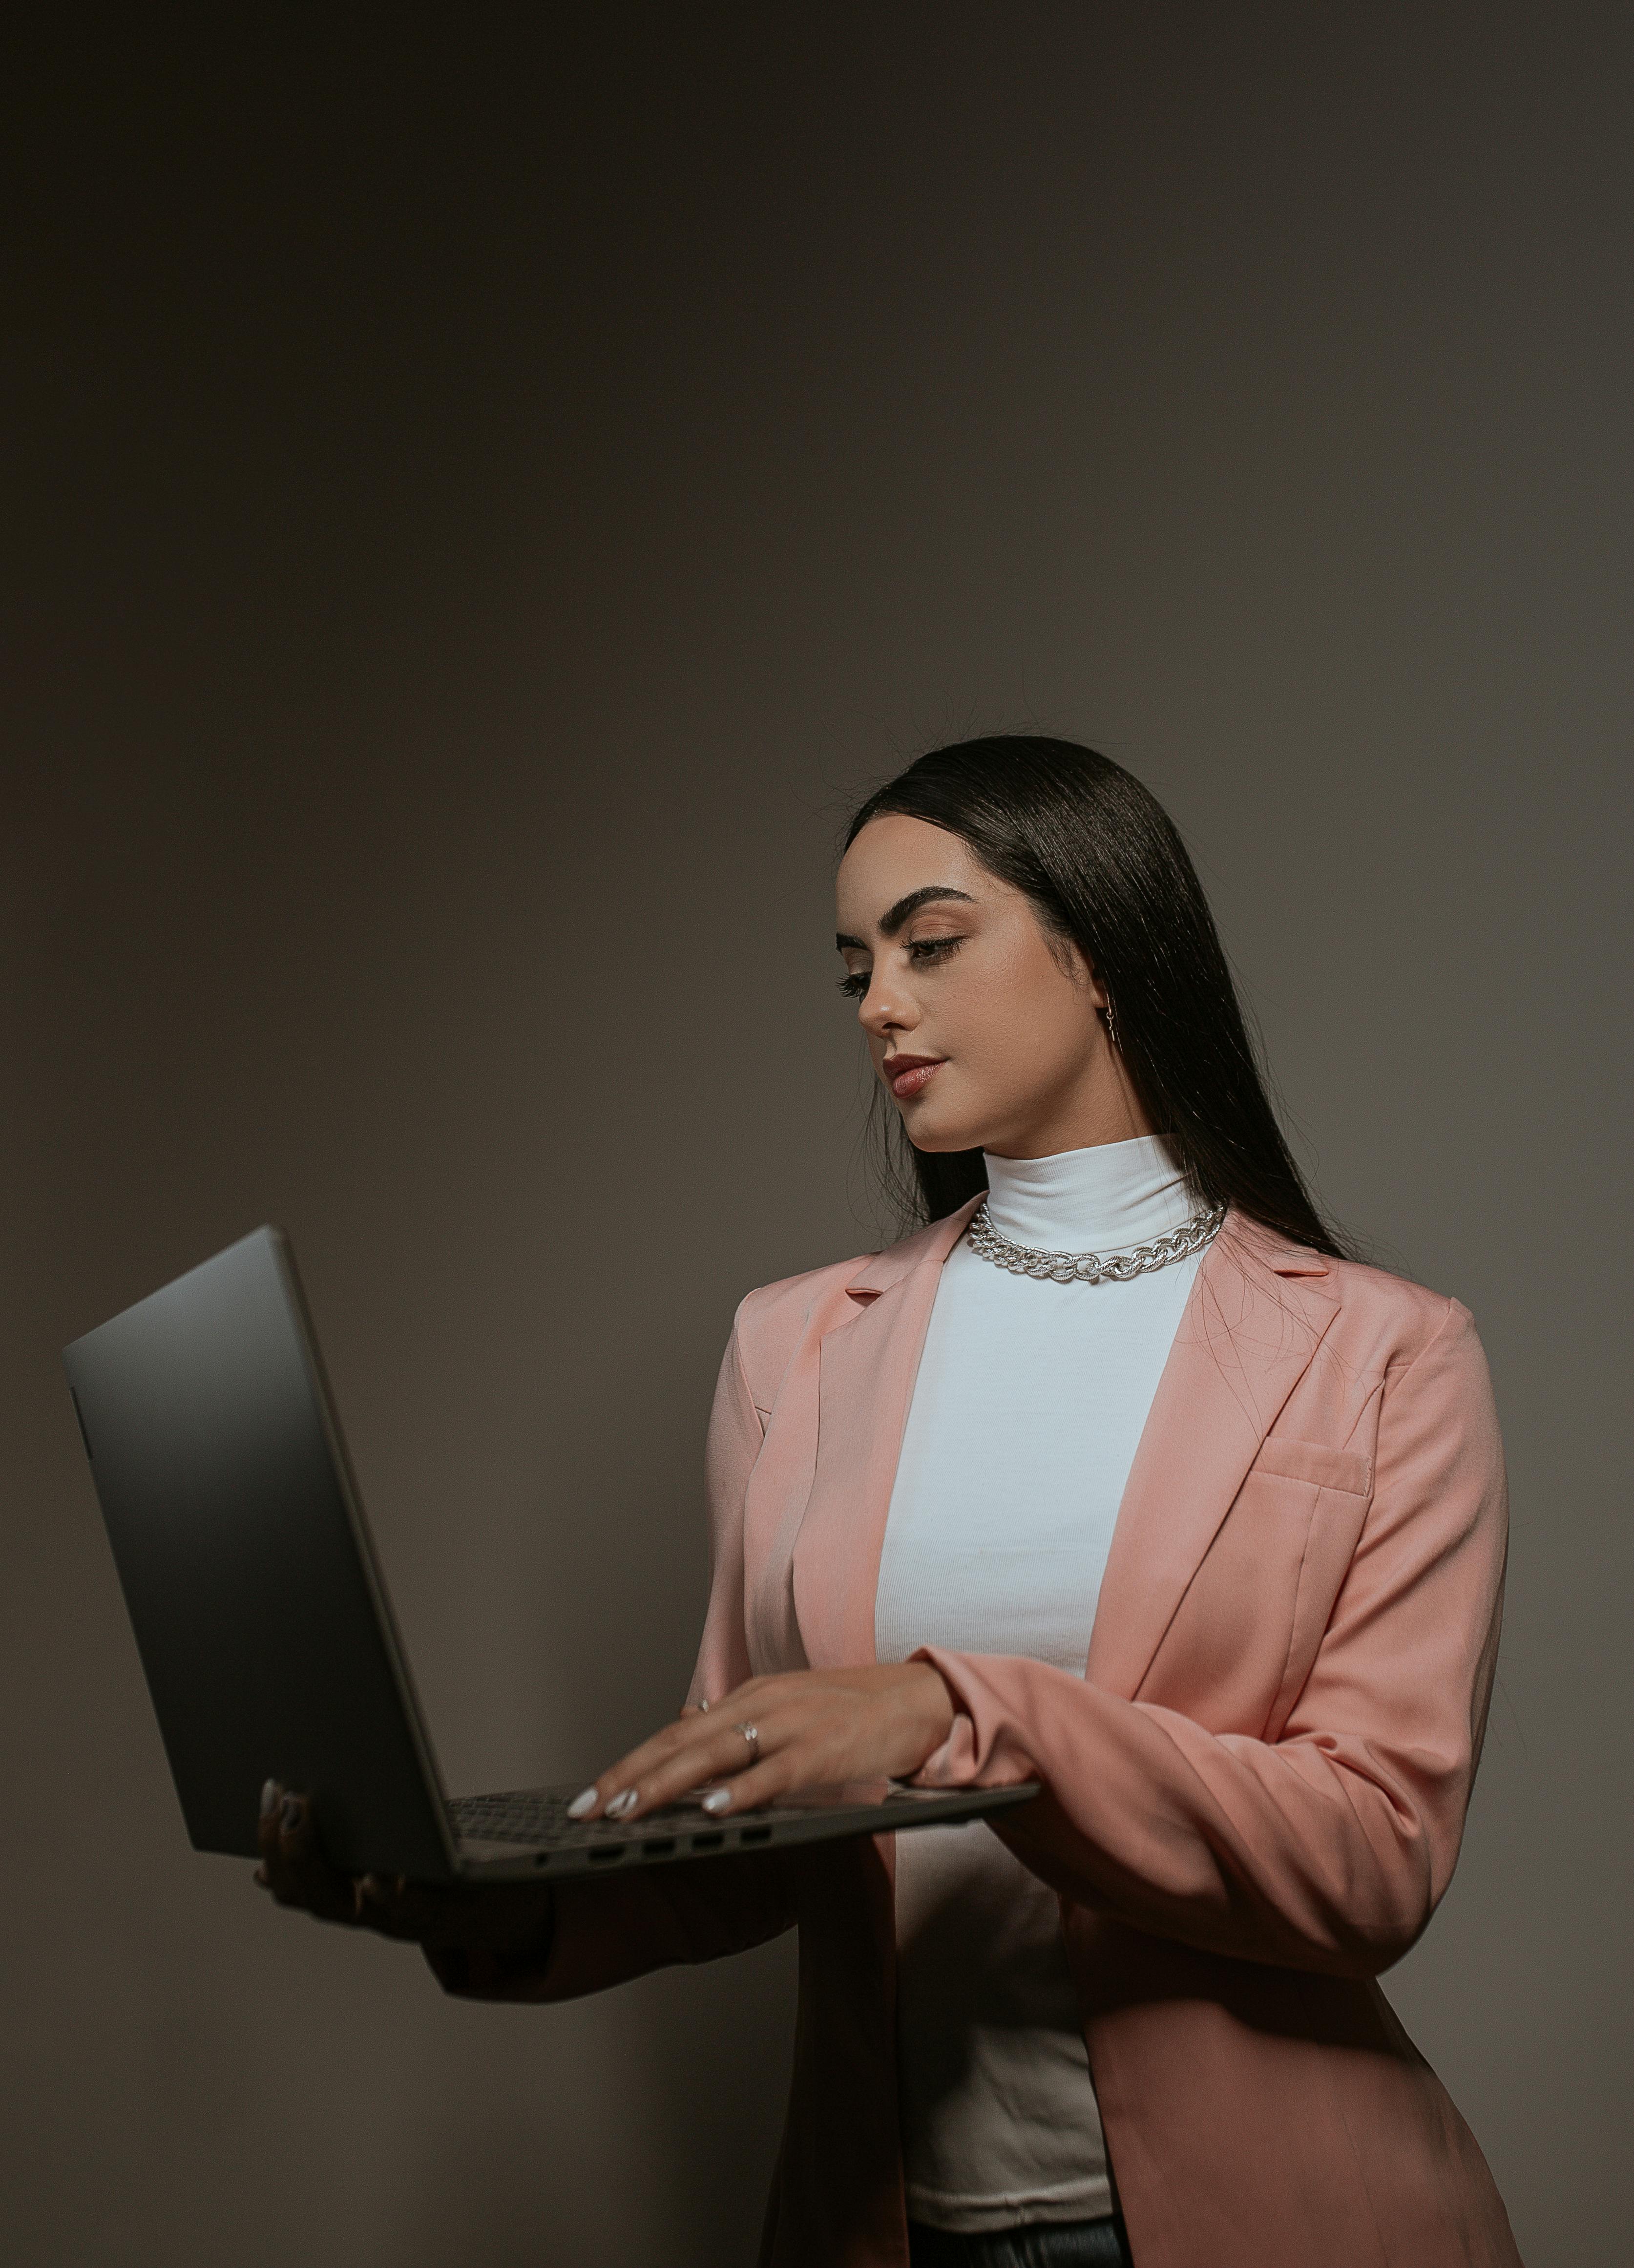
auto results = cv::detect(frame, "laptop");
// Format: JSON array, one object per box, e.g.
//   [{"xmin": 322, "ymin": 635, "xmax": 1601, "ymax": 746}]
[{"xmin": 63, "ymin": 1228, "xmax": 1036, "ymax": 1884}]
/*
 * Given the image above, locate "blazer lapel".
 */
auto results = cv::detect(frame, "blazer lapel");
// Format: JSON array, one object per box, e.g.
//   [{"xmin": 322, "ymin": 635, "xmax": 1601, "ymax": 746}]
[
  {"xmin": 1084, "ymin": 1214, "xmax": 1341, "ymax": 1701},
  {"xmin": 790, "ymin": 1201, "xmax": 980, "ymax": 1670}
]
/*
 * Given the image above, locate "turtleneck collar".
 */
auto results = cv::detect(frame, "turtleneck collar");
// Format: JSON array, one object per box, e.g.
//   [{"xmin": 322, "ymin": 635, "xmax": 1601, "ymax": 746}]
[{"xmin": 981, "ymin": 1135, "xmax": 1196, "ymax": 1250}]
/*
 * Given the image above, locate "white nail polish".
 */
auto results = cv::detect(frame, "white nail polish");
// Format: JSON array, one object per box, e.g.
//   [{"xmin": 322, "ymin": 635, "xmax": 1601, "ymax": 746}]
[
  {"xmin": 702, "ymin": 1788, "xmax": 732, "ymax": 1815},
  {"xmin": 606, "ymin": 1789, "xmax": 639, "ymax": 1820},
  {"xmin": 566, "ymin": 1787, "xmax": 598, "ymax": 1820}
]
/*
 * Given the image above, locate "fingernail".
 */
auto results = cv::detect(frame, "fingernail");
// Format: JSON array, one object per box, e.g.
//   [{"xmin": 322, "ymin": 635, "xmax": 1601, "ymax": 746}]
[
  {"xmin": 260, "ymin": 1779, "xmax": 278, "ymax": 1818},
  {"xmin": 280, "ymin": 1796, "xmax": 302, "ymax": 1833},
  {"xmin": 606, "ymin": 1789, "xmax": 639, "ymax": 1820},
  {"xmin": 701, "ymin": 1788, "xmax": 732, "ymax": 1815},
  {"xmin": 566, "ymin": 1786, "xmax": 598, "ymax": 1820}
]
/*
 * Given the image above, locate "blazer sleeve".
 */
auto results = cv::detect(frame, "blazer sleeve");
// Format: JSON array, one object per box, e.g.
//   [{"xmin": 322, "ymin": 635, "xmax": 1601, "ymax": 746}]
[
  {"xmin": 912, "ymin": 1298, "xmax": 1508, "ymax": 1980},
  {"xmin": 427, "ymin": 1312, "xmax": 798, "ymax": 2003}
]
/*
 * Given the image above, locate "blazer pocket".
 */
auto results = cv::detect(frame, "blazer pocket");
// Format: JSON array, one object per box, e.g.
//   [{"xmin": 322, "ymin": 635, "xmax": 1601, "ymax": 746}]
[{"xmin": 1251, "ymin": 1434, "xmax": 1372, "ymax": 1497}]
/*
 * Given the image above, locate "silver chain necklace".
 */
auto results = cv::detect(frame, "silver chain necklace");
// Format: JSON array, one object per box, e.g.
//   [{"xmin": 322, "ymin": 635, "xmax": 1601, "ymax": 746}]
[{"xmin": 964, "ymin": 1197, "xmax": 1226, "ymax": 1285}]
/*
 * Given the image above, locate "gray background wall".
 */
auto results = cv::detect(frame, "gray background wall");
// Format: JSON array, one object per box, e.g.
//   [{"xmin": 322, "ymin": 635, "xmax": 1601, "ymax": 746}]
[{"xmin": 4, "ymin": 9, "xmax": 1629, "ymax": 2264}]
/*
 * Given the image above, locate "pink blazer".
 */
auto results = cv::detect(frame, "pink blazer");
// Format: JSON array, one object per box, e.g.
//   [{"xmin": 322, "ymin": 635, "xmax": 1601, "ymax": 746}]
[{"xmin": 435, "ymin": 1205, "xmax": 1523, "ymax": 2268}]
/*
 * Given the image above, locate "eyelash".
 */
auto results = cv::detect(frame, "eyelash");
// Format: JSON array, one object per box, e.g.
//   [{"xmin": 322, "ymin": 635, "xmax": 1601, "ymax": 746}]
[{"xmin": 838, "ymin": 936, "xmax": 964, "ymax": 998}]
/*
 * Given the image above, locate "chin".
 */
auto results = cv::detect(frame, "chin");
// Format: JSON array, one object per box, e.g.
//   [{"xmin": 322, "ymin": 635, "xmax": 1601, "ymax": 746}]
[{"xmin": 899, "ymin": 1107, "xmax": 985, "ymax": 1155}]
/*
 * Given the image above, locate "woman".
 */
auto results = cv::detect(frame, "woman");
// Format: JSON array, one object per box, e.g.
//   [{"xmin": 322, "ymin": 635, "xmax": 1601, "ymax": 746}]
[{"xmin": 261, "ymin": 737, "xmax": 1522, "ymax": 2268}]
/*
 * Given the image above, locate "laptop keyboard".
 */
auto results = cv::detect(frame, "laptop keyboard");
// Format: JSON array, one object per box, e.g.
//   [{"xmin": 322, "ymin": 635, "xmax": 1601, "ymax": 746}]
[
  {"xmin": 448, "ymin": 1786, "xmax": 741, "ymax": 1849},
  {"xmin": 444, "ymin": 1779, "xmax": 1034, "ymax": 1873}
]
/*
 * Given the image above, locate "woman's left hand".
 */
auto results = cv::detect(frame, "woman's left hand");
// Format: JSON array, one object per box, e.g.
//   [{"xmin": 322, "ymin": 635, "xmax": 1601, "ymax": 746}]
[{"xmin": 570, "ymin": 1663, "xmax": 957, "ymax": 1824}]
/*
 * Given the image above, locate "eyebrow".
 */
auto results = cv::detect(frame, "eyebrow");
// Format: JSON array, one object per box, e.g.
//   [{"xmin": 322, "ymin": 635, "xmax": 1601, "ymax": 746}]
[{"xmin": 835, "ymin": 885, "xmax": 977, "ymax": 950}]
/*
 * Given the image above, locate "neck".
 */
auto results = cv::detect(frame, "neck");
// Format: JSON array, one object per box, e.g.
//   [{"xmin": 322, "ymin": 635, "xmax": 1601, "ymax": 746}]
[{"xmin": 985, "ymin": 1062, "xmax": 1154, "ymax": 1159}]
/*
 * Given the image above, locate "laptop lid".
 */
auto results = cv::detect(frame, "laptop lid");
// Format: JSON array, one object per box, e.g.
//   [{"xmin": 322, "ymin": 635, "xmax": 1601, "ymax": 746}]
[{"xmin": 64, "ymin": 1228, "xmax": 457, "ymax": 1881}]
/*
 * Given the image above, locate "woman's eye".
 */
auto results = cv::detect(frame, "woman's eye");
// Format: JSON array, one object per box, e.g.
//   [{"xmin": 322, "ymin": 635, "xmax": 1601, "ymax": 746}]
[{"xmin": 837, "ymin": 937, "xmax": 961, "ymax": 998}]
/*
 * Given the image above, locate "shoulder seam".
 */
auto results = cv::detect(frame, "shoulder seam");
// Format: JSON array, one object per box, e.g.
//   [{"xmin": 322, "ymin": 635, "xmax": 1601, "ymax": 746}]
[{"xmin": 1389, "ymin": 1292, "xmax": 1466, "ymax": 1388}]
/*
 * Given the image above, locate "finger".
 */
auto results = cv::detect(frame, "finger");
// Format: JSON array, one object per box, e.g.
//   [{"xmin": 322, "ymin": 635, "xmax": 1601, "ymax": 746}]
[
  {"xmin": 613, "ymin": 1717, "xmax": 774, "ymax": 1813},
  {"xmin": 596, "ymin": 1716, "xmax": 790, "ymax": 1822},
  {"xmin": 254, "ymin": 1776, "xmax": 284, "ymax": 1882},
  {"xmin": 688, "ymin": 1753, "xmax": 796, "ymax": 1817},
  {"xmin": 254, "ymin": 1778, "xmax": 320, "ymax": 1895},
  {"xmin": 261, "ymin": 1792, "xmax": 358, "ymax": 1924},
  {"xmin": 569, "ymin": 1673, "xmax": 794, "ymax": 1819},
  {"xmin": 568, "ymin": 1714, "xmax": 749, "ymax": 1821}
]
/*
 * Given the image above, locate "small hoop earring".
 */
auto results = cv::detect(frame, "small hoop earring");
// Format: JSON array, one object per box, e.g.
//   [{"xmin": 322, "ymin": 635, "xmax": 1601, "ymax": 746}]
[{"xmin": 1103, "ymin": 1000, "xmax": 1121, "ymax": 1053}]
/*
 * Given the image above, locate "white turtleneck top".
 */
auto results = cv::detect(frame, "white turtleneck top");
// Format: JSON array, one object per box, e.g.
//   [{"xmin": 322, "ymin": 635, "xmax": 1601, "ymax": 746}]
[{"xmin": 875, "ymin": 1135, "xmax": 1204, "ymax": 2234}]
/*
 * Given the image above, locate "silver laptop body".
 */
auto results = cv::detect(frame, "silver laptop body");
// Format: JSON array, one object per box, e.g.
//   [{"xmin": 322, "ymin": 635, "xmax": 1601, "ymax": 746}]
[{"xmin": 63, "ymin": 1228, "xmax": 1035, "ymax": 1884}]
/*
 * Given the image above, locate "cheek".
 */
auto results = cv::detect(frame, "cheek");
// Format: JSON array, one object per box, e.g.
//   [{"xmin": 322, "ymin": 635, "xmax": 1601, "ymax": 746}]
[{"xmin": 950, "ymin": 953, "xmax": 1089, "ymax": 1082}]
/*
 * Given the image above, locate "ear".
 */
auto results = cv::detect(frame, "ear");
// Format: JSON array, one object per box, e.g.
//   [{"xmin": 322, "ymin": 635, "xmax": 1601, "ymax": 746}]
[{"xmin": 1049, "ymin": 930, "xmax": 1106, "ymax": 1008}]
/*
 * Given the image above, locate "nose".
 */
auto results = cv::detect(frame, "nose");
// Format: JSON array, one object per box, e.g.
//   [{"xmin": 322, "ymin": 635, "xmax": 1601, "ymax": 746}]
[{"xmin": 859, "ymin": 966, "xmax": 916, "ymax": 1039}]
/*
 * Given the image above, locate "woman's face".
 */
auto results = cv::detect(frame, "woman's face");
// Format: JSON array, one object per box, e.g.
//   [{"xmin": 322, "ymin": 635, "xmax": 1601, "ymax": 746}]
[{"xmin": 834, "ymin": 815, "xmax": 1149, "ymax": 1159}]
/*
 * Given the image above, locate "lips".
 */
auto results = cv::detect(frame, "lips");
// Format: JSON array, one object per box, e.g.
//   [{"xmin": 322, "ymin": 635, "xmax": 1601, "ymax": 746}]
[{"xmin": 883, "ymin": 1055, "xmax": 945, "ymax": 1101}]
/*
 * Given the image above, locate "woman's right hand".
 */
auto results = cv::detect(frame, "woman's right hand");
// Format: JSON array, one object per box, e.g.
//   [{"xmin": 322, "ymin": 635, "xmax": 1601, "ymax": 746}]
[{"xmin": 255, "ymin": 1781, "xmax": 555, "ymax": 1960}]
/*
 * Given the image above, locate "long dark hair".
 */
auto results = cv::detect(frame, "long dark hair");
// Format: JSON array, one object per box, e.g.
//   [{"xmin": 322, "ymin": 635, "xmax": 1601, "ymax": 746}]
[{"xmin": 845, "ymin": 735, "xmax": 1351, "ymax": 1259}]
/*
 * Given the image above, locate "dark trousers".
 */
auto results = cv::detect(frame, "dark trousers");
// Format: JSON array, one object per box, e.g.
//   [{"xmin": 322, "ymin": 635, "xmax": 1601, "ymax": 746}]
[{"xmin": 907, "ymin": 2214, "xmax": 1134, "ymax": 2268}]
